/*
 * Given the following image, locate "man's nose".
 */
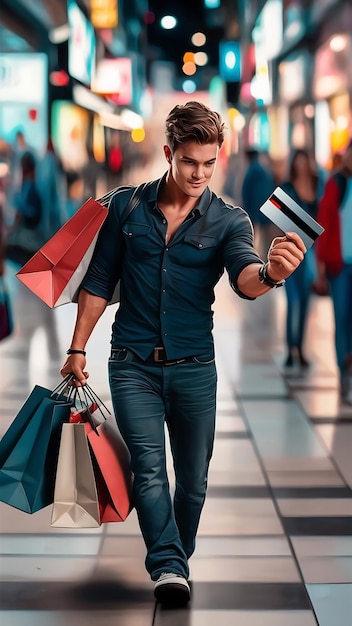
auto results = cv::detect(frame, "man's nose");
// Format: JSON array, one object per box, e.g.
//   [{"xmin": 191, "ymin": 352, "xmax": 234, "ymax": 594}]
[{"xmin": 192, "ymin": 165, "xmax": 203, "ymax": 178}]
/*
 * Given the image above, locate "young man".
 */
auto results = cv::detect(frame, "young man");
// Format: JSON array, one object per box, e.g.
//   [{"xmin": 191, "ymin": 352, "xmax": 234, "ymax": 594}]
[{"xmin": 60, "ymin": 101, "xmax": 306, "ymax": 606}]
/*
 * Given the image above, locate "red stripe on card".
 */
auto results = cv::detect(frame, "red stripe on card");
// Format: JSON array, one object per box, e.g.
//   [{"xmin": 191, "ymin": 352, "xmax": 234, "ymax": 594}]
[{"xmin": 270, "ymin": 197, "xmax": 282, "ymax": 210}]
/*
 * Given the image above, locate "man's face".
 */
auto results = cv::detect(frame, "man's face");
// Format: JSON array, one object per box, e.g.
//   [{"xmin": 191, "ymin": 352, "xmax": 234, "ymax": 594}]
[{"xmin": 164, "ymin": 141, "xmax": 219, "ymax": 198}]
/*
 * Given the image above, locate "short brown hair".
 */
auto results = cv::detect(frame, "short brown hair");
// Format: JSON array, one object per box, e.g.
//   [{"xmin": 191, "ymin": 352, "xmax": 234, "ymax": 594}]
[{"xmin": 165, "ymin": 101, "xmax": 225, "ymax": 152}]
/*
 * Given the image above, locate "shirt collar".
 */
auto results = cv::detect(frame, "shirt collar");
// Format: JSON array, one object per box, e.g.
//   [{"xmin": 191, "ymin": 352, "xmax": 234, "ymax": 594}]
[{"xmin": 146, "ymin": 172, "xmax": 212, "ymax": 216}]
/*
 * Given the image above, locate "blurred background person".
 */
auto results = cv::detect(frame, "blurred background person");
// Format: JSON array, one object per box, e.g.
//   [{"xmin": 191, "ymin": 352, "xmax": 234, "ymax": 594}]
[
  {"xmin": 6, "ymin": 129, "xmax": 36, "ymax": 227},
  {"xmin": 241, "ymin": 148, "xmax": 276, "ymax": 259},
  {"xmin": 82, "ymin": 145, "xmax": 101, "ymax": 200},
  {"xmin": 5, "ymin": 152, "xmax": 43, "ymax": 266},
  {"xmin": 65, "ymin": 171, "xmax": 84, "ymax": 219},
  {"xmin": 315, "ymin": 140, "xmax": 352, "ymax": 403},
  {"xmin": 36, "ymin": 139, "xmax": 67, "ymax": 240},
  {"xmin": 281, "ymin": 149, "xmax": 320, "ymax": 368}
]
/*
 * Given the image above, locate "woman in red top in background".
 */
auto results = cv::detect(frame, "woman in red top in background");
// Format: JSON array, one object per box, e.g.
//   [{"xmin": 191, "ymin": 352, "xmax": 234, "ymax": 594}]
[{"xmin": 315, "ymin": 140, "xmax": 352, "ymax": 403}]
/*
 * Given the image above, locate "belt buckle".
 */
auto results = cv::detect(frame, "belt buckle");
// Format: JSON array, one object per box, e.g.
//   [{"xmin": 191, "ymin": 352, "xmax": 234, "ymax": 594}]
[{"xmin": 153, "ymin": 346, "xmax": 164, "ymax": 363}]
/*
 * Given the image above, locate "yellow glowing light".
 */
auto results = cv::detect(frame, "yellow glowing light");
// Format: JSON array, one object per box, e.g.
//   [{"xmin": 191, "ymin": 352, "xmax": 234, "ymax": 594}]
[
  {"xmin": 131, "ymin": 128, "xmax": 145, "ymax": 143},
  {"xmin": 192, "ymin": 32, "xmax": 206, "ymax": 46},
  {"xmin": 182, "ymin": 62, "xmax": 196, "ymax": 76},
  {"xmin": 183, "ymin": 51, "xmax": 195, "ymax": 63}
]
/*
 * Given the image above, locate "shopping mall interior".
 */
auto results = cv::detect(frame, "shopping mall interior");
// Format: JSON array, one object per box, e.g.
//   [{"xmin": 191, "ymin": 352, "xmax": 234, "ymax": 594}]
[{"xmin": 0, "ymin": 1, "xmax": 352, "ymax": 625}]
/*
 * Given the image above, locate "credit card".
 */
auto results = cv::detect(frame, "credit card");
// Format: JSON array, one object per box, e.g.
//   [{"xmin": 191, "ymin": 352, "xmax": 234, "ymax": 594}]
[{"xmin": 259, "ymin": 186, "xmax": 324, "ymax": 249}]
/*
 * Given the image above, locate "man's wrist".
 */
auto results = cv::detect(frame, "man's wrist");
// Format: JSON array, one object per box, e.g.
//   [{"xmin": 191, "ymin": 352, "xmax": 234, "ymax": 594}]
[
  {"xmin": 66, "ymin": 348, "xmax": 86, "ymax": 356},
  {"xmin": 258, "ymin": 263, "xmax": 285, "ymax": 288}
]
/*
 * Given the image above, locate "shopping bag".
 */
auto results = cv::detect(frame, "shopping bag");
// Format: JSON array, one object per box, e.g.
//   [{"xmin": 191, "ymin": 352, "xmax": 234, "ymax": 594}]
[
  {"xmin": 51, "ymin": 423, "xmax": 100, "ymax": 528},
  {"xmin": 16, "ymin": 197, "xmax": 107, "ymax": 308},
  {"xmin": 0, "ymin": 276, "xmax": 14, "ymax": 341},
  {"xmin": 86, "ymin": 418, "xmax": 133, "ymax": 523},
  {"xmin": 16, "ymin": 182, "xmax": 150, "ymax": 308},
  {"xmin": 0, "ymin": 382, "xmax": 73, "ymax": 513},
  {"xmin": 69, "ymin": 385, "xmax": 133, "ymax": 523}
]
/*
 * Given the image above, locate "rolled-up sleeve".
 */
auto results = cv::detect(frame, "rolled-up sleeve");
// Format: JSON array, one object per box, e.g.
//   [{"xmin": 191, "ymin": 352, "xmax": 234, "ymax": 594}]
[
  {"xmin": 223, "ymin": 206, "xmax": 263, "ymax": 299},
  {"xmin": 80, "ymin": 190, "xmax": 132, "ymax": 301}
]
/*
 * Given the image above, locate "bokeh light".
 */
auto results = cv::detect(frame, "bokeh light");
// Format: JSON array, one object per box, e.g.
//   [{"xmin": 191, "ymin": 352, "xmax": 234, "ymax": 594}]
[
  {"xmin": 182, "ymin": 62, "xmax": 197, "ymax": 76},
  {"xmin": 194, "ymin": 52, "xmax": 208, "ymax": 66},
  {"xmin": 160, "ymin": 15, "xmax": 177, "ymax": 29},
  {"xmin": 183, "ymin": 51, "xmax": 195, "ymax": 63},
  {"xmin": 191, "ymin": 32, "xmax": 206, "ymax": 47},
  {"xmin": 131, "ymin": 128, "xmax": 145, "ymax": 143},
  {"xmin": 182, "ymin": 79, "xmax": 196, "ymax": 93}
]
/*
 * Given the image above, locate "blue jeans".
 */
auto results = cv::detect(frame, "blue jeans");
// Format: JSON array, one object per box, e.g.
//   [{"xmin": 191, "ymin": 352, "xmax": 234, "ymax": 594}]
[
  {"xmin": 328, "ymin": 263, "xmax": 352, "ymax": 378},
  {"xmin": 284, "ymin": 250, "xmax": 315, "ymax": 350},
  {"xmin": 108, "ymin": 348, "xmax": 217, "ymax": 581}
]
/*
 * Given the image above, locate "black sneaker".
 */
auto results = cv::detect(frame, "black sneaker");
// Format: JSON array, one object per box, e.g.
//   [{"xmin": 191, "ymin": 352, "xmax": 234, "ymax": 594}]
[{"xmin": 154, "ymin": 572, "xmax": 190, "ymax": 606}]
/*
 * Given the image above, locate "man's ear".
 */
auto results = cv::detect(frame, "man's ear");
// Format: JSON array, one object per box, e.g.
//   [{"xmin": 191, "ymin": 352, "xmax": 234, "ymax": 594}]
[{"xmin": 163, "ymin": 145, "xmax": 172, "ymax": 163}]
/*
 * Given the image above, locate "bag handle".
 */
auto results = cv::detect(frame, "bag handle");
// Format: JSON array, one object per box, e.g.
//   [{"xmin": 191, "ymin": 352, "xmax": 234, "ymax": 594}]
[
  {"xmin": 51, "ymin": 374, "xmax": 75, "ymax": 398},
  {"xmin": 71, "ymin": 384, "xmax": 112, "ymax": 435},
  {"xmin": 97, "ymin": 181, "xmax": 152, "ymax": 222}
]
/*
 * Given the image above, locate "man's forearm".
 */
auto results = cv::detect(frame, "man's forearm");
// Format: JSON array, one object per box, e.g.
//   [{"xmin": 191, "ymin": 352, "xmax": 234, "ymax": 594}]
[
  {"xmin": 70, "ymin": 289, "xmax": 108, "ymax": 350},
  {"xmin": 237, "ymin": 263, "xmax": 272, "ymax": 298}
]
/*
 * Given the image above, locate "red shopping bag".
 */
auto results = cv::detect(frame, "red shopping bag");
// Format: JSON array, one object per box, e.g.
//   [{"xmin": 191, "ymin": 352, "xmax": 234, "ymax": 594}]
[
  {"xmin": 16, "ymin": 198, "xmax": 107, "ymax": 308},
  {"xmin": 85, "ymin": 418, "xmax": 134, "ymax": 523},
  {"xmin": 15, "ymin": 182, "xmax": 149, "ymax": 308}
]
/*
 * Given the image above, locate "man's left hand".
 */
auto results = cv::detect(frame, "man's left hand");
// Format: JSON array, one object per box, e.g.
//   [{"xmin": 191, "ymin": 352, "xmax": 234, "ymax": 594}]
[{"xmin": 267, "ymin": 231, "xmax": 306, "ymax": 282}]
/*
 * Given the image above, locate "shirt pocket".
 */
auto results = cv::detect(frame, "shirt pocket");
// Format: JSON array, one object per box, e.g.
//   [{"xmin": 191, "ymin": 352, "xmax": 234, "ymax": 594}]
[
  {"xmin": 122, "ymin": 222, "xmax": 153, "ymax": 259},
  {"xmin": 183, "ymin": 234, "xmax": 218, "ymax": 266}
]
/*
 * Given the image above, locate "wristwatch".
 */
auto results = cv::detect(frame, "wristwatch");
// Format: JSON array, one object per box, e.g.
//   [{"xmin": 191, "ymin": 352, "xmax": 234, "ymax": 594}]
[{"xmin": 258, "ymin": 263, "xmax": 286, "ymax": 288}]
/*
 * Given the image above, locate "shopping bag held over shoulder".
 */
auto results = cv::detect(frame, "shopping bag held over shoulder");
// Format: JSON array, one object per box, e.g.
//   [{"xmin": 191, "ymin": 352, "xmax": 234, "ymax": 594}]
[{"xmin": 16, "ymin": 182, "xmax": 151, "ymax": 308}]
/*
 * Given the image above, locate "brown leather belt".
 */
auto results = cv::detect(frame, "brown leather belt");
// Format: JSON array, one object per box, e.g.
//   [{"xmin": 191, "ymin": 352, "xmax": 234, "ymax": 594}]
[{"xmin": 152, "ymin": 346, "xmax": 189, "ymax": 366}]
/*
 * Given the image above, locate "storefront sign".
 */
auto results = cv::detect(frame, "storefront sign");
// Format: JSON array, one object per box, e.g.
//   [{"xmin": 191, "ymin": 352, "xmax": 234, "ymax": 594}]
[
  {"xmin": 313, "ymin": 35, "xmax": 351, "ymax": 99},
  {"xmin": 278, "ymin": 51, "xmax": 310, "ymax": 103},
  {"xmin": 0, "ymin": 53, "xmax": 47, "ymax": 103}
]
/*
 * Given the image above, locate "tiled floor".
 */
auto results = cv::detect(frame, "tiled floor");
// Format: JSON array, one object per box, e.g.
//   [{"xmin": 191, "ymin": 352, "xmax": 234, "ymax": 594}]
[{"xmin": 1, "ymin": 194, "xmax": 352, "ymax": 625}]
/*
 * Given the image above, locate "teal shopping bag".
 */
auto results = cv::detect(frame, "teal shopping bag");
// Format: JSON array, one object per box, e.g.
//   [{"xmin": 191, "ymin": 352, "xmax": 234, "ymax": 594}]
[
  {"xmin": 0, "ymin": 385, "xmax": 54, "ymax": 466},
  {"xmin": 0, "ymin": 382, "xmax": 73, "ymax": 513}
]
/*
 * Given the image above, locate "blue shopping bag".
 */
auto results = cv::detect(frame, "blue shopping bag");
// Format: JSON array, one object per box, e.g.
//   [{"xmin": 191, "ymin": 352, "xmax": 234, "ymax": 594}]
[{"xmin": 0, "ymin": 380, "xmax": 74, "ymax": 513}]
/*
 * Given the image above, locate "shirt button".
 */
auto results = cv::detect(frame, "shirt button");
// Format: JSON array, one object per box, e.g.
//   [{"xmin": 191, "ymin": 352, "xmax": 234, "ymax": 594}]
[
  {"xmin": 128, "ymin": 232, "xmax": 133, "ymax": 236},
  {"xmin": 162, "ymin": 268, "xmax": 167, "ymax": 272},
  {"xmin": 162, "ymin": 310, "xmax": 166, "ymax": 314},
  {"xmin": 162, "ymin": 289, "xmax": 166, "ymax": 293},
  {"xmin": 163, "ymin": 332, "xmax": 168, "ymax": 336},
  {"xmin": 162, "ymin": 219, "xmax": 166, "ymax": 224},
  {"xmin": 165, "ymin": 247, "xmax": 169, "ymax": 251},
  {"xmin": 198, "ymin": 243, "xmax": 203, "ymax": 248}
]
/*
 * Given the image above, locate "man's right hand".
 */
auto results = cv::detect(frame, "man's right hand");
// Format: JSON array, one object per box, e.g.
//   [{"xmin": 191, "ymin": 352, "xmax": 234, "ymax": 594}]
[{"xmin": 60, "ymin": 354, "xmax": 89, "ymax": 387}]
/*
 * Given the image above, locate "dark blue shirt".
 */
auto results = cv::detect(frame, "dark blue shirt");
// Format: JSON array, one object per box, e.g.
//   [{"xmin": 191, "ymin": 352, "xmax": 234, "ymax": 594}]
[{"xmin": 82, "ymin": 174, "xmax": 262, "ymax": 360}]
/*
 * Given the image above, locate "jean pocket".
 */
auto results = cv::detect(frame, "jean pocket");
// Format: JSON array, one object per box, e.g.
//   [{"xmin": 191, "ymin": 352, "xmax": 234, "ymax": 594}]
[{"xmin": 192, "ymin": 355, "xmax": 215, "ymax": 365}]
